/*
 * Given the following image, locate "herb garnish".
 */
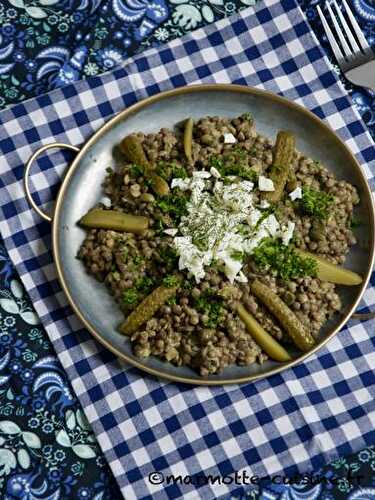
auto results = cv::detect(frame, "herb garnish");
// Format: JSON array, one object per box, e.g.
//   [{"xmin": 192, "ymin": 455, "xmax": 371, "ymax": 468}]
[
  {"xmin": 156, "ymin": 161, "xmax": 187, "ymax": 181},
  {"xmin": 252, "ymin": 238, "xmax": 317, "ymax": 281},
  {"xmin": 121, "ymin": 248, "xmax": 129, "ymax": 262},
  {"xmin": 156, "ymin": 191, "xmax": 188, "ymax": 221},
  {"xmin": 135, "ymin": 276, "xmax": 155, "ymax": 293},
  {"xmin": 162, "ymin": 275, "xmax": 180, "ymax": 288},
  {"xmin": 158, "ymin": 246, "xmax": 179, "ymax": 271},
  {"xmin": 133, "ymin": 255, "xmax": 144, "ymax": 266},
  {"xmin": 209, "ymin": 151, "xmax": 258, "ymax": 182},
  {"xmin": 195, "ymin": 289, "xmax": 223, "ymax": 328},
  {"xmin": 182, "ymin": 278, "xmax": 194, "ymax": 291},
  {"xmin": 230, "ymin": 250, "xmax": 244, "ymax": 262},
  {"xmin": 154, "ymin": 219, "xmax": 165, "ymax": 235},
  {"xmin": 129, "ymin": 164, "xmax": 144, "ymax": 178},
  {"xmin": 300, "ymin": 187, "xmax": 333, "ymax": 220},
  {"xmin": 122, "ymin": 289, "xmax": 138, "ymax": 305},
  {"xmin": 241, "ymin": 112, "xmax": 252, "ymax": 121},
  {"xmin": 123, "ymin": 275, "xmax": 156, "ymax": 305}
]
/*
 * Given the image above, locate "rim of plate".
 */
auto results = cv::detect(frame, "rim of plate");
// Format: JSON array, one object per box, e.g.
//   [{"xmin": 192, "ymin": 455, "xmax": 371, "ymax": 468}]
[{"xmin": 52, "ymin": 84, "xmax": 375, "ymax": 385}]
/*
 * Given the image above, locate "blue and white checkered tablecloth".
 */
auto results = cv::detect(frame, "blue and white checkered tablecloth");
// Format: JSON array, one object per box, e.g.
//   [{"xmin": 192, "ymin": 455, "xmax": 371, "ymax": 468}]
[{"xmin": 0, "ymin": 0, "xmax": 375, "ymax": 498}]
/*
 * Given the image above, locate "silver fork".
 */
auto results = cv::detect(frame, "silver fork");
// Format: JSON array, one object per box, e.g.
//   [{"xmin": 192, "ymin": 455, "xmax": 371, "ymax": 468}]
[{"xmin": 317, "ymin": 0, "xmax": 375, "ymax": 91}]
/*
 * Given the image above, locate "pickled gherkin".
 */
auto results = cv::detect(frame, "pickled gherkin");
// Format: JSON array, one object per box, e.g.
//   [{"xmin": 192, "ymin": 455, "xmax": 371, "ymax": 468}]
[
  {"xmin": 78, "ymin": 209, "xmax": 149, "ymax": 234},
  {"xmin": 119, "ymin": 283, "xmax": 179, "ymax": 335},
  {"xmin": 149, "ymin": 173, "xmax": 170, "ymax": 196},
  {"xmin": 237, "ymin": 304, "xmax": 291, "ymax": 362},
  {"xmin": 250, "ymin": 279, "xmax": 315, "ymax": 352},
  {"xmin": 184, "ymin": 118, "xmax": 194, "ymax": 162},
  {"xmin": 295, "ymin": 249, "xmax": 362, "ymax": 286},
  {"xmin": 120, "ymin": 135, "xmax": 170, "ymax": 196},
  {"xmin": 266, "ymin": 131, "xmax": 295, "ymax": 203},
  {"xmin": 120, "ymin": 135, "xmax": 150, "ymax": 169}
]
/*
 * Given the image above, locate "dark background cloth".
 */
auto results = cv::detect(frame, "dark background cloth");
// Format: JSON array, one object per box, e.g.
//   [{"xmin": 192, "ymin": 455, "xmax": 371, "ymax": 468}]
[{"xmin": 0, "ymin": 0, "xmax": 374, "ymax": 498}]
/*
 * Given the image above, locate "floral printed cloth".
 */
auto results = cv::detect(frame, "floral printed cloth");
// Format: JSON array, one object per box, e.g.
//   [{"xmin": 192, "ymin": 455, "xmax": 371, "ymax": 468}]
[
  {"xmin": 0, "ymin": 0, "xmax": 374, "ymax": 499},
  {"xmin": 0, "ymin": 246, "xmax": 122, "ymax": 499}
]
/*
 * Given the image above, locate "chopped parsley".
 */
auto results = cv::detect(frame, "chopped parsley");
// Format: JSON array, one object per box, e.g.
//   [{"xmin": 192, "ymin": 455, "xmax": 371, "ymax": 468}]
[
  {"xmin": 123, "ymin": 276, "xmax": 156, "ymax": 305},
  {"xmin": 121, "ymin": 248, "xmax": 129, "ymax": 263},
  {"xmin": 154, "ymin": 219, "xmax": 165, "ymax": 235},
  {"xmin": 252, "ymin": 205, "xmax": 279, "ymax": 231},
  {"xmin": 156, "ymin": 192, "xmax": 188, "ymax": 221},
  {"xmin": 144, "ymin": 178, "xmax": 154, "ymax": 189},
  {"xmin": 209, "ymin": 152, "xmax": 258, "ymax": 182},
  {"xmin": 133, "ymin": 255, "xmax": 144, "ymax": 266},
  {"xmin": 156, "ymin": 161, "xmax": 187, "ymax": 181},
  {"xmin": 252, "ymin": 238, "xmax": 317, "ymax": 281},
  {"xmin": 182, "ymin": 278, "xmax": 194, "ymax": 291},
  {"xmin": 162, "ymin": 275, "xmax": 180, "ymax": 288},
  {"xmin": 158, "ymin": 246, "xmax": 179, "ymax": 271},
  {"xmin": 129, "ymin": 164, "xmax": 144, "ymax": 178},
  {"xmin": 135, "ymin": 276, "xmax": 155, "ymax": 293},
  {"xmin": 195, "ymin": 290, "xmax": 223, "ymax": 328},
  {"xmin": 300, "ymin": 187, "xmax": 334, "ymax": 220},
  {"xmin": 241, "ymin": 112, "xmax": 252, "ymax": 121},
  {"xmin": 122, "ymin": 289, "xmax": 138, "ymax": 305},
  {"xmin": 230, "ymin": 250, "xmax": 244, "ymax": 262}
]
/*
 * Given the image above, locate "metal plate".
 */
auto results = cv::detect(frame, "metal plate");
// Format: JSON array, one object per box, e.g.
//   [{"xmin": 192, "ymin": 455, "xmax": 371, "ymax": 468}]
[{"xmin": 52, "ymin": 85, "xmax": 375, "ymax": 385}]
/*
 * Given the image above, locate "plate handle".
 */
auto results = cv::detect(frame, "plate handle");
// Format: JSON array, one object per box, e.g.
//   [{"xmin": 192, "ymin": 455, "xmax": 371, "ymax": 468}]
[{"xmin": 24, "ymin": 142, "xmax": 80, "ymax": 223}]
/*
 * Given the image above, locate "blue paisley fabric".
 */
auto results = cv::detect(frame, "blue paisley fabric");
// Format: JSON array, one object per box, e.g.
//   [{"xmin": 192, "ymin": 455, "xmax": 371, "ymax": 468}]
[
  {"xmin": 0, "ymin": 0, "xmax": 374, "ymax": 499},
  {"xmin": 0, "ymin": 246, "xmax": 122, "ymax": 499}
]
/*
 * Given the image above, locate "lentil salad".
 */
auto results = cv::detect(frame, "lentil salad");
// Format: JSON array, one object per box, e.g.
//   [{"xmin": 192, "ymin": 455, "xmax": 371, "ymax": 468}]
[{"xmin": 77, "ymin": 114, "xmax": 362, "ymax": 376}]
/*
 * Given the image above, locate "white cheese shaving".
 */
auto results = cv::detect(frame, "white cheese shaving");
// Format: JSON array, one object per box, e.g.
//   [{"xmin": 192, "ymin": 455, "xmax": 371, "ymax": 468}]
[
  {"xmin": 215, "ymin": 232, "xmax": 245, "ymax": 282},
  {"xmin": 240, "ymin": 180, "xmax": 254, "ymax": 192},
  {"xmin": 210, "ymin": 166, "xmax": 221, "ymax": 178},
  {"xmin": 193, "ymin": 170, "xmax": 211, "ymax": 179},
  {"xmin": 223, "ymin": 133, "xmax": 237, "ymax": 144},
  {"xmin": 289, "ymin": 186, "xmax": 302, "ymax": 201},
  {"xmin": 236, "ymin": 271, "xmax": 248, "ymax": 283},
  {"xmin": 281, "ymin": 221, "xmax": 295, "ymax": 245},
  {"xmin": 261, "ymin": 214, "xmax": 280, "ymax": 237},
  {"xmin": 247, "ymin": 208, "xmax": 262, "ymax": 227},
  {"xmin": 214, "ymin": 180, "xmax": 254, "ymax": 212},
  {"xmin": 258, "ymin": 176, "xmax": 275, "ymax": 192},
  {"xmin": 260, "ymin": 199, "xmax": 270, "ymax": 209},
  {"xmin": 221, "ymin": 256, "xmax": 243, "ymax": 283},
  {"xmin": 171, "ymin": 178, "xmax": 190, "ymax": 191},
  {"xmin": 164, "ymin": 228, "xmax": 178, "ymax": 236},
  {"xmin": 174, "ymin": 236, "xmax": 212, "ymax": 282},
  {"xmin": 189, "ymin": 177, "xmax": 206, "ymax": 204},
  {"xmin": 171, "ymin": 173, "xmax": 293, "ymax": 283},
  {"xmin": 243, "ymin": 226, "xmax": 269, "ymax": 254}
]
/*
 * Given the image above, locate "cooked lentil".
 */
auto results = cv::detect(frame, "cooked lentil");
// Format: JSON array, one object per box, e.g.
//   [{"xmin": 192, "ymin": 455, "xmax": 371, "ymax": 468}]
[{"xmin": 77, "ymin": 114, "xmax": 360, "ymax": 375}]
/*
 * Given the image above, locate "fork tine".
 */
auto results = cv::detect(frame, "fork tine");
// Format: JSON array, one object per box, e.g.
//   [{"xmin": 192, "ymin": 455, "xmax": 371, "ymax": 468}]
[
  {"xmin": 342, "ymin": 0, "xmax": 371, "ymax": 53},
  {"xmin": 326, "ymin": 1, "xmax": 353, "ymax": 57},
  {"xmin": 317, "ymin": 5, "xmax": 346, "ymax": 66},
  {"xmin": 331, "ymin": 0, "xmax": 361, "ymax": 54}
]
